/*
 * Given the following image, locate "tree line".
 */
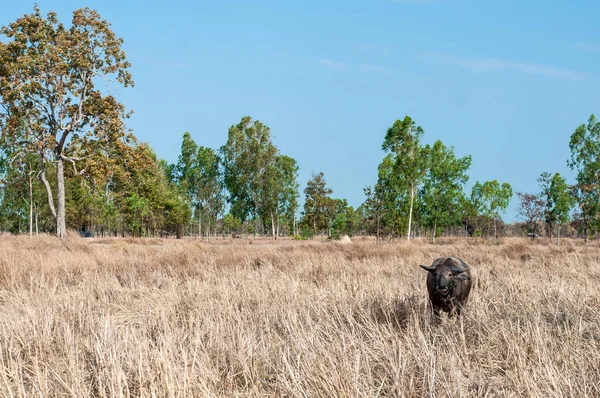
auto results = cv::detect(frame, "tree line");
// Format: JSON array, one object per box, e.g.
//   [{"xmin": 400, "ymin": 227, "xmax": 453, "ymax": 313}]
[{"xmin": 0, "ymin": 7, "xmax": 598, "ymax": 241}]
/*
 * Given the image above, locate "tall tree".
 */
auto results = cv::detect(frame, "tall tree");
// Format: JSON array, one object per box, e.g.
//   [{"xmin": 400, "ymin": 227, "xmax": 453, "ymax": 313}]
[
  {"xmin": 421, "ymin": 140, "xmax": 471, "ymax": 242},
  {"xmin": 174, "ymin": 132, "xmax": 199, "ymax": 207},
  {"xmin": 0, "ymin": 137, "xmax": 42, "ymax": 236},
  {"xmin": 381, "ymin": 116, "xmax": 427, "ymax": 240},
  {"xmin": 0, "ymin": 6, "xmax": 133, "ymax": 237},
  {"xmin": 221, "ymin": 116, "xmax": 277, "ymax": 234},
  {"xmin": 263, "ymin": 155, "xmax": 299, "ymax": 238},
  {"xmin": 548, "ymin": 173, "xmax": 575, "ymax": 243},
  {"xmin": 362, "ymin": 184, "xmax": 385, "ymax": 241},
  {"xmin": 479, "ymin": 180, "xmax": 513, "ymax": 242},
  {"xmin": 568, "ymin": 114, "xmax": 600, "ymax": 240},
  {"xmin": 537, "ymin": 172, "xmax": 555, "ymax": 238},
  {"xmin": 195, "ymin": 146, "xmax": 224, "ymax": 239},
  {"xmin": 302, "ymin": 172, "xmax": 334, "ymax": 237}
]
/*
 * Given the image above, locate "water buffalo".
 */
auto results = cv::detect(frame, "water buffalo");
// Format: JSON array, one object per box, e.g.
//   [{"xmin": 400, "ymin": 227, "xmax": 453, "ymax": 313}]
[{"xmin": 420, "ymin": 257, "xmax": 472, "ymax": 318}]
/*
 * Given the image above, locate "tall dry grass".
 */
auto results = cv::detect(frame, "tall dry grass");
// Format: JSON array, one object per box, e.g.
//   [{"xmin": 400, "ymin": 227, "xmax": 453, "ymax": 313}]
[{"xmin": 0, "ymin": 235, "xmax": 598, "ymax": 397}]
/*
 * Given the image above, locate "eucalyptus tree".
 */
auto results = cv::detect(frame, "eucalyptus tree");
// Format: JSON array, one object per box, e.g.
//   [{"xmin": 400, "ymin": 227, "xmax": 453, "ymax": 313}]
[
  {"xmin": 302, "ymin": 172, "xmax": 334, "ymax": 237},
  {"xmin": 0, "ymin": 6, "xmax": 133, "ymax": 237},
  {"xmin": 548, "ymin": 173, "xmax": 575, "ymax": 243},
  {"xmin": 421, "ymin": 140, "xmax": 471, "ymax": 242},
  {"xmin": 479, "ymin": 180, "xmax": 513, "ymax": 242},
  {"xmin": 568, "ymin": 114, "xmax": 600, "ymax": 240},
  {"xmin": 263, "ymin": 155, "xmax": 299, "ymax": 238},
  {"xmin": 221, "ymin": 116, "xmax": 278, "ymax": 234},
  {"xmin": 195, "ymin": 146, "xmax": 224, "ymax": 239},
  {"xmin": 381, "ymin": 116, "xmax": 428, "ymax": 240}
]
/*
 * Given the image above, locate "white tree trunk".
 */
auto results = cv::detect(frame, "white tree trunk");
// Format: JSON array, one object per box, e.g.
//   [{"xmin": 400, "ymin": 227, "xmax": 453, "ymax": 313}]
[
  {"xmin": 198, "ymin": 206, "xmax": 202, "ymax": 240},
  {"xmin": 407, "ymin": 186, "xmax": 414, "ymax": 241},
  {"xmin": 35, "ymin": 204, "xmax": 39, "ymax": 235},
  {"xmin": 494, "ymin": 217, "xmax": 498, "ymax": 243},
  {"xmin": 28, "ymin": 176, "xmax": 33, "ymax": 237},
  {"xmin": 271, "ymin": 211, "xmax": 276, "ymax": 240},
  {"xmin": 207, "ymin": 214, "xmax": 211, "ymax": 242},
  {"xmin": 56, "ymin": 158, "xmax": 67, "ymax": 238}
]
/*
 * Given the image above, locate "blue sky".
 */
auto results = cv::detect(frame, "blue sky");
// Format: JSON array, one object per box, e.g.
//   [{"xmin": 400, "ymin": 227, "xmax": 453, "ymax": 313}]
[{"xmin": 4, "ymin": 1, "xmax": 600, "ymax": 221}]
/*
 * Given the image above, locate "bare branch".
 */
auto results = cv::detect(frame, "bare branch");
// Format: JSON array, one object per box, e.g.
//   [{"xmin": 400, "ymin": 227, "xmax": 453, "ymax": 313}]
[
  {"xmin": 61, "ymin": 154, "xmax": 87, "ymax": 176},
  {"xmin": 38, "ymin": 154, "xmax": 57, "ymax": 221}
]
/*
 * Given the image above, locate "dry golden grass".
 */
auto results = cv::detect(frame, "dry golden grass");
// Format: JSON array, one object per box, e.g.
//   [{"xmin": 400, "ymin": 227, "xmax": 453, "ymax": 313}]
[{"xmin": 0, "ymin": 235, "xmax": 599, "ymax": 397}]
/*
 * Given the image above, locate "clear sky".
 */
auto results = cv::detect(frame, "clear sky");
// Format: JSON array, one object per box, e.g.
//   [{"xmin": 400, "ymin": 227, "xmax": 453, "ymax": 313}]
[{"xmin": 3, "ymin": 1, "xmax": 600, "ymax": 221}]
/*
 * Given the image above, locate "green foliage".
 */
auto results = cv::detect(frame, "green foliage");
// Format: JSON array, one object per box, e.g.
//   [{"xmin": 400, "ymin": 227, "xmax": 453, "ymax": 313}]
[
  {"xmin": 381, "ymin": 116, "xmax": 429, "ymax": 239},
  {"xmin": 222, "ymin": 213, "xmax": 242, "ymax": 235},
  {"xmin": 330, "ymin": 199, "xmax": 360, "ymax": 239},
  {"xmin": 301, "ymin": 172, "xmax": 335, "ymax": 237},
  {"xmin": 479, "ymin": 180, "xmax": 513, "ymax": 242},
  {"xmin": 568, "ymin": 115, "xmax": 600, "ymax": 238},
  {"xmin": 0, "ymin": 6, "xmax": 133, "ymax": 237},
  {"xmin": 420, "ymin": 140, "xmax": 471, "ymax": 241},
  {"xmin": 221, "ymin": 116, "xmax": 278, "ymax": 224}
]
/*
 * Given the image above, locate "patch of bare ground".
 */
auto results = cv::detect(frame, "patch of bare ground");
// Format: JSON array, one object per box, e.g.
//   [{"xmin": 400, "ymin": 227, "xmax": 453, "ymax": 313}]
[{"xmin": 0, "ymin": 235, "xmax": 598, "ymax": 396}]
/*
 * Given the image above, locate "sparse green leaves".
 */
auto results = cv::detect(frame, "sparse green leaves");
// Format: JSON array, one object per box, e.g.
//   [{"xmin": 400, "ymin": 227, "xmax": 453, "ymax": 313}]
[{"xmin": 568, "ymin": 115, "xmax": 600, "ymax": 238}]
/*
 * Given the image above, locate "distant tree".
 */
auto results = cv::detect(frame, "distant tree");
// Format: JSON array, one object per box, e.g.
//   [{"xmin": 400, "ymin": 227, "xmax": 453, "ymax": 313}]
[
  {"xmin": 195, "ymin": 146, "xmax": 224, "ymax": 240},
  {"xmin": 381, "ymin": 116, "xmax": 428, "ymax": 240},
  {"xmin": 460, "ymin": 182, "xmax": 486, "ymax": 237},
  {"xmin": 0, "ymin": 139, "xmax": 41, "ymax": 235},
  {"xmin": 329, "ymin": 198, "xmax": 360, "ymax": 238},
  {"xmin": 302, "ymin": 172, "xmax": 335, "ymax": 237},
  {"xmin": 0, "ymin": 6, "xmax": 133, "ymax": 238},
  {"xmin": 261, "ymin": 155, "xmax": 299, "ymax": 239},
  {"xmin": 362, "ymin": 184, "xmax": 385, "ymax": 240},
  {"xmin": 174, "ymin": 132, "xmax": 200, "ymax": 210},
  {"xmin": 537, "ymin": 172, "xmax": 555, "ymax": 238},
  {"xmin": 516, "ymin": 192, "xmax": 544, "ymax": 239},
  {"xmin": 421, "ymin": 140, "xmax": 471, "ymax": 242},
  {"xmin": 568, "ymin": 114, "xmax": 600, "ymax": 240},
  {"xmin": 221, "ymin": 116, "xmax": 278, "ymax": 234},
  {"xmin": 480, "ymin": 180, "xmax": 513, "ymax": 242},
  {"xmin": 223, "ymin": 213, "xmax": 242, "ymax": 236},
  {"xmin": 375, "ymin": 154, "xmax": 403, "ymax": 238},
  {"xmin": 548, "ymin": 173, "xmax": 575, "ymax": 243}
]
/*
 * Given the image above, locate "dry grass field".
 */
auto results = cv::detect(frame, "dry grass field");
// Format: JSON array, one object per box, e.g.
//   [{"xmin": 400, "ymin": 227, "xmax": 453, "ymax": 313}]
[{"xmin": 0, "ymin": 235, "xmax": 599, "ymax": 397}]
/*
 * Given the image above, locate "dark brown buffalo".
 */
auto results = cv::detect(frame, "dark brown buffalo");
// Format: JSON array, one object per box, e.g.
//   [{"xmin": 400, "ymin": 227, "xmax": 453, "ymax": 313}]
[{"xmin": 420, "ymin": 257, "xmax": 472, "ymax": 318}]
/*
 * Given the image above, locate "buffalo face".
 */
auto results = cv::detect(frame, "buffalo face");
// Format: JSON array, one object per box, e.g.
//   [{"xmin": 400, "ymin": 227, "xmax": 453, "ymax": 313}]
[{"xmin": 420, "ymin": 257, "xmax": 473, "ymax": 318}]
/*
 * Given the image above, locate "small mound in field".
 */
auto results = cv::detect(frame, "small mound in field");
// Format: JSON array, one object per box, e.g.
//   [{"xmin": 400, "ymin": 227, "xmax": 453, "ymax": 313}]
[{"xmin": 338, "ymin": 235, "xmax": 352, "ymax": 245}]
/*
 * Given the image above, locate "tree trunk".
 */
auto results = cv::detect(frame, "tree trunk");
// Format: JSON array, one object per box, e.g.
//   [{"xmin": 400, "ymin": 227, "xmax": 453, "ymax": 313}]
[
  {"xmin": 407, "ymin": 186, "xmax": 414, "ymax": 241},
  {"xmin": 433, "ymin": 220, "xmax": 436, "ymax": 244},
  {"xmin": 28, "ymin": 176, "xmax": 33, "ymax": 237},
  {"xmin": 56, "ymin": 158, "xmax": 67, "ymax": 238},
  {"xmin": 494, "ymin": 217, "xmax": 498, "ymax": 243},
  {"xmin": 199, "ymin": 207, "xmax": 202, "ymax": 240},
  {"xmin": 270, "ymin": 211, "xmax": 276, "ymax": 240},
  {"xmin": 39, "ymin": 158, "xmax": 58, "ymax": 224},
  {"xmin": 35, "ymin": 204, "xmax": 39, "ymax": 235},
  {"xmin": 207, "ymin": 214, "xmax": 211, "ymax": 242}
]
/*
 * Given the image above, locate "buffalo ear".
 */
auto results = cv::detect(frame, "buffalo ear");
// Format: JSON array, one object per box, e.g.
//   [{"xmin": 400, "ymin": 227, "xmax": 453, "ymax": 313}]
[
  {"xmin": 420, "ymin": 265, "xmax": 436, "ymax": 272},
  {"xmin": 454, "ymin": 273, "xmax": 471, "ymax": 281}
]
